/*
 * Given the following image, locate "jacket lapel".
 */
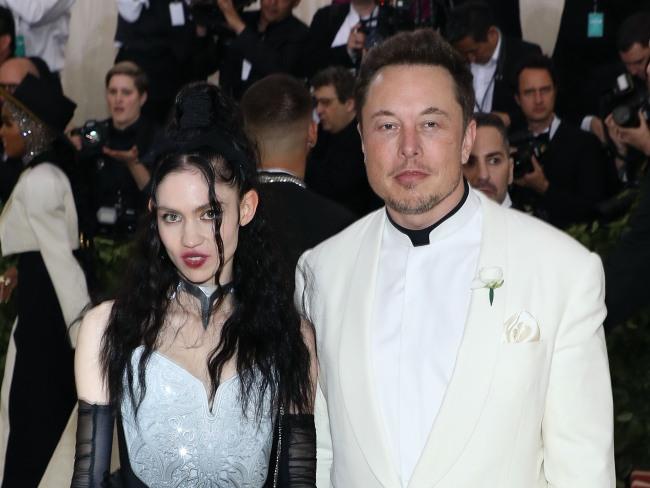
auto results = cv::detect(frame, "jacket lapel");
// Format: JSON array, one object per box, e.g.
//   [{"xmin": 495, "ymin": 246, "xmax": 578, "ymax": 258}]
[
  {"xmin": 338, "ymin": 211, "xmax": 402, "ymax": 487},
  {"xmin": 408, "ymin": 194, "xmax": 508, "ymax": 487}
]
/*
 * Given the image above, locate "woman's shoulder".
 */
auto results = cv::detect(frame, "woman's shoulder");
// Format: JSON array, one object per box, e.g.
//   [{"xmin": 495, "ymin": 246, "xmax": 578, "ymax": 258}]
[{"xmin": 77, "ymin": 300, "xmax": 115, "ymax": 353}]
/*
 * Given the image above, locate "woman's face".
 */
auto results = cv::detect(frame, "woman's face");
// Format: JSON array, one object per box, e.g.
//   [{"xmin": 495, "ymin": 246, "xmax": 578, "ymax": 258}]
[
  {"xmin": 0, "ymin": 106, "xmax": 26, "ymax": 158},
  {"xmin": 156, "ymin": 167, "xmax": 258, "ymax": 286},
  {"xmin": 106, "ymin": 74, "xmax": 146, "ymax": 130}
]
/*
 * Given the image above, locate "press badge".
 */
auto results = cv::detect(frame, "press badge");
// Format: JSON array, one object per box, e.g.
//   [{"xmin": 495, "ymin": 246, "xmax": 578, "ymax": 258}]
[
  {"xmin": 170, "ymin": 1, "xmax": 185, "ymax": 26},
  {"xmin": 587, "ymin": 12, "xmax": 604, "ymax": 38}
]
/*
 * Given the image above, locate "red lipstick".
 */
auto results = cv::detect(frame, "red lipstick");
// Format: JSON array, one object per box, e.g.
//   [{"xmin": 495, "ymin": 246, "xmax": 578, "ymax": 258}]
[{"xmin": 181, "ymin": 252, "xmax": 208, "ymax": 268}]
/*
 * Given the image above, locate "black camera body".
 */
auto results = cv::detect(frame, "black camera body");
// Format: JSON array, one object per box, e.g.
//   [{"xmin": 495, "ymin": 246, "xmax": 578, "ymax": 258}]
[
  {"xmin": 358, "ymin": 1, "xmax": 414, "ymax": 50},
  {"xmin": 509, "ymin": 131, "xmax": 549, "ymax": 179},
  {"xmin": 72, "ymin": 119, "xmax": 110, "ymax": 158},
  {"xmin": 602, "ymin": 73, "xmax": 650, "ymax": 128}
]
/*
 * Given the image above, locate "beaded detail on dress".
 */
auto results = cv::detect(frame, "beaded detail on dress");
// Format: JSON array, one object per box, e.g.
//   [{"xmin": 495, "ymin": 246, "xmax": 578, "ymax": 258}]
[{"xmin": 120, "ymin": 346, "xmax": 274, "ymax": 487}]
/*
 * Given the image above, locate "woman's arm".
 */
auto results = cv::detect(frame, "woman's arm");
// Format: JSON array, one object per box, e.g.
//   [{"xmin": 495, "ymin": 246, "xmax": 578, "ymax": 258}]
[{"xmin": 71, "ymin": 302, "xmax": 114, "ymax": 488}]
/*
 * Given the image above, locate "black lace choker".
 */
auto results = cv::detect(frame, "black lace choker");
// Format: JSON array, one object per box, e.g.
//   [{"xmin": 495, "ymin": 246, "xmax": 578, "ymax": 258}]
[
  {"xmin": 178, "ymin": 278, "xmax": 235, "ymax": 330},
  {"xmin": 386, "ymin": 179, "xmax": 469, "ymax": 247}
]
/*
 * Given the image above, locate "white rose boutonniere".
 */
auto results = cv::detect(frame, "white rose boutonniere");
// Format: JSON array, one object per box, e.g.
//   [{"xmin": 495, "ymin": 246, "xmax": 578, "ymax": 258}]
[{"xmin": 471, "ymin": 266, "xmax": 504, "ymax": 306}]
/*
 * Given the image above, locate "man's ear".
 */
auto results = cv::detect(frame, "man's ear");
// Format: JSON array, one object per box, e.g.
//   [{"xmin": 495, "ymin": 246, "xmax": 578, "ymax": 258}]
[
  {"xmin": 239, "ymin": 189, "xmax": 259, "ymax": 226},
  {"xmin": 461, "ymin": 119, "xmax": 477, "ymax": 164},
  {"xmin": 514, "ymin": 92, "xmax": 521, "ymax": 107},
  {"xmin": 345, "ymin": 97, "xmax": 355, "ymax": 114},
  {"xmin": 139, "ymin": 91, "xmax": 148, "ymax": 108},
  {"xmin": 307, "ymin": 120, "xmax": 318, "ymax": 148},
  {"xmin": 357, "ymin": 121, "xmax": 366, "ymax": 165},
  {"xmin": 0, "ymin": 34, "xmax": 11, "ymax": 54},
  {"xmin": 508, "ymin": 156, "xmax": 514, "ymax": 185}
]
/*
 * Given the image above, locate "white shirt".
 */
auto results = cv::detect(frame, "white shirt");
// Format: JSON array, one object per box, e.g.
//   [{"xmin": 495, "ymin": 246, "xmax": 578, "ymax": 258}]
[
  {"xmin": 371, "ymin": 190, "xmax": 483, "ymax": 486},
  {"xmin": 471, "ymin": 31, "xmax": 502, "ymax": 113},
  {"xmin": 1, "ymin": 0, "xmax": 75, "ymax": 72},
  {"xmin": 330, "ymin": 4, "xmax": 378, "ymax": 48},
  {"xmin": 116, "ymin": 0, "xmax": 150, "ymax": 23},
  {"xmin": 532, "ymin": 114, "xmax": 561, "ymax": 140}
]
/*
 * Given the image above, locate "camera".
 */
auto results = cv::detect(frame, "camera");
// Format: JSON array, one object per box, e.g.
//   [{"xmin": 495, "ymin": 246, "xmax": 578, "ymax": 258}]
[
  {"xmin": 190, "ymin": 0, "xmax": 255, "ymax": 34},
  {"xmin": 602, "ymin": 73, "xmax": 650, "ymax": 128},
  {"xmin": 509, "ymin": 131, "xmax": 549, "ymax": 179},
  {"xmin": 72, "ymin": 119, "xmax": 109, "ymax": 158},
  {"xmin": 358, "ymin": 1, "xmax": 415, "ymax": 50},
  {"xmin": 96, "ymin": 191, "xmax": 139, "ymax": 238}
]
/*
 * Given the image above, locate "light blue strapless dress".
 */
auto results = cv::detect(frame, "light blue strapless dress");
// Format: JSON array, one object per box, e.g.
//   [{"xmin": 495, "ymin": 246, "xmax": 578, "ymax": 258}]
[{"xmin": 120, "ymin": 346, "xmax": 274, "ymax": 487}]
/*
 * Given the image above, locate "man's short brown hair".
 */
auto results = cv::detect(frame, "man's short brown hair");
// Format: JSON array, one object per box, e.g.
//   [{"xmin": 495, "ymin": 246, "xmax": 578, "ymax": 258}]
[
  {"xmin": 105, "ymin": 61, "xmax": 149, "ymax": 94},
  {"xmin": 355, "ymin": 29, "xmax": 475, "ymax": 127}
]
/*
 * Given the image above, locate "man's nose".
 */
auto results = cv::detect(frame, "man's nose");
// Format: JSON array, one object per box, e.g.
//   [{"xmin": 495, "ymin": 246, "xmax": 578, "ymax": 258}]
[{"xmin": 399, "ymin": 125, "xmax": 421, "ymax": 159}]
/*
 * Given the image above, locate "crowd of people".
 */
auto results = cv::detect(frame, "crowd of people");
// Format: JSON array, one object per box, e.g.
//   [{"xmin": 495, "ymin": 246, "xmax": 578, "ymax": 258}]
[{"xmin": 0, "ymin": 0, "xmax": 647, "ymax": 486}]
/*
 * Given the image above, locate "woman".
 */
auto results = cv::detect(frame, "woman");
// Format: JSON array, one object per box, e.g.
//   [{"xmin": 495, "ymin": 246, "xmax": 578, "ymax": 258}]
[
  {"xmin": 71, "ymin": 83, "xmax": 317, "ymax": 487},
  {"xmin": 72, "ymin": 61, "xmax": 157, "ymax": 238},
  {"xmin": 0, "ymin": 75, "xmax": 90, "ymax": 486}
]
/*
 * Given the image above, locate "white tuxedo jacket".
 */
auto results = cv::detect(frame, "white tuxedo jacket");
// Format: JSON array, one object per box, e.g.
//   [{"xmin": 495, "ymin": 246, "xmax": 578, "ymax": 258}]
[{"xmin": 297, "ymin": 191, "xmax": 615, "ymax": 488}]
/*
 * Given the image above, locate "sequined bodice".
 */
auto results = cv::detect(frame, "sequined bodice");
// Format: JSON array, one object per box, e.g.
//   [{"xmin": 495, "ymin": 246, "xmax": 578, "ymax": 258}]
[{"xmin": 120, "ymin": 346, "xmax": 274, "ymax": 487}]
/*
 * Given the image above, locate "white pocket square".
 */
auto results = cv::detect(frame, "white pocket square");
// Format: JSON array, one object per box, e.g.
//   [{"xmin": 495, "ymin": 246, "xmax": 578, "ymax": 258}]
[{"xmin": 503, "ymin": 311, "xmax": 540, "ymax": 343}]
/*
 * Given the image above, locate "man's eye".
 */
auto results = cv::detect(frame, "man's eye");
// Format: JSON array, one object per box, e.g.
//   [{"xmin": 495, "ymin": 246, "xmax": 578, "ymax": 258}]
[
  {"xmin": 488, "ymin": 157, "xmax": 502, "ymax": 165},
  {"xmin": 381, "ymin": 123, "xmax": 396, "ymax": 130},
  {"xmin": 423, "ymin": 121, "xmax": 438, "ymax": 129},
  {"xmin": 162, "ymin": 213, "xmax": 180, "ymax": 223}
]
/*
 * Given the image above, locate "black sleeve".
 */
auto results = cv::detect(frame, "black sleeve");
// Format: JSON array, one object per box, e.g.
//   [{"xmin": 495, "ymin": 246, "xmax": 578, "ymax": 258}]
[
  {"xmin": 230, "ymin": 21, "xmax": 308, "ymax": 78},
  {"xmin": 70, "ymin": 401, "xmax": 114, "ymax": 488},
  {"xmin": 542, "ymin": 135, "xmax": 609, "ymax": 226},
  {"xmin": 303, "ymin": 9, "xmax": 355, "ymax": 79},
  {"xmin": 269, "ymin": 413, "xmax": 316, "ymax": 488}
]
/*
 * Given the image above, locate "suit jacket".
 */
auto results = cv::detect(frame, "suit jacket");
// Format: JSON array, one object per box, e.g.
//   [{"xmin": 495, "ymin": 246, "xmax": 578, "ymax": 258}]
[
  {"xmin": 297, "ymin": 191, "xmax": 614, "ymax": 487},
  {"xmin": 219, "ymin": 11, "xmax": 309, "ymax": 99},
  {"xmin": 258, "ymin": 177, "xmax": 356, "ymax": 275},
  {"xmin": 304, "ymin": 4, "xmax": 355, "ymax": 79},
  {"xmin": 0, "ymin": 163, "xmax": 89, "ymax": 344},
  {"xmin": 491, "ymin": 35, "xmax": 541, "ymax": 131},
  {"xmin": 511, "ymin": 121, "xmax": 615, "ymax": 228},
  {"xmin": 305, "ymin": 121, "xmax": 383, "ymax": 217}
]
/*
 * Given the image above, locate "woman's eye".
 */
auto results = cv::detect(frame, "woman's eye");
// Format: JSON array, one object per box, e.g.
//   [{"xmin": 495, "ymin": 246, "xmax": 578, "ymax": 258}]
[
  {"xmin": 201, "ymin": 209, "xmax": 218, "ymax": 220},
  {"xmin": 162, "ymin": 213, "xmax": 180, "ymax": 223}
]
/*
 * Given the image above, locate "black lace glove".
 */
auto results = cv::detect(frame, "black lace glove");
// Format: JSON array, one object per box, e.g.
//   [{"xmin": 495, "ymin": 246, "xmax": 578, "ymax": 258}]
[
  {"xmin": 70, "ymin": 400, "xmax": 114, "ymax": 488},
  {"xmin": 275, "ymin": 414, "xmax": 316, "ymax": 487}
]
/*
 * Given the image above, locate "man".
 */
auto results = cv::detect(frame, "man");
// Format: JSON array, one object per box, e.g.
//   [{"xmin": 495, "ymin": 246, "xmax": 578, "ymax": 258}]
[
  {"xmin": 0, "ymin": 0, "xmax": 75, "ymax": 74},
  {"xmin": 241, "ymin": 73, "xmax": 355, "ymax": 273},
  {"xmin": 304, "ymin": 0, "xmax": 377, "ymax": 77},
  {"xmin": 216, "ymin": 0, "xmax": 308, "ymax": 99},
  {"xmin": 446, "ymin": 1, "xmax": 541, "ymax": 131},
  {"xmin": 511, "ymin": 54, "xmax": 615, "ymax": 228},
  {"xmin": 306, "ymin": 66, "xmax": 382, "ymax": 216},
  {"xmin": 582, "ymin": 11, "xmax": 650, "ymax": 143},
  {"xmin": 298, "ymin": 29, "xmax": 614, "ymax": 487},
  {"xmin": 463, "ymin": 112, "xmax": 513, "ymax": 206}
]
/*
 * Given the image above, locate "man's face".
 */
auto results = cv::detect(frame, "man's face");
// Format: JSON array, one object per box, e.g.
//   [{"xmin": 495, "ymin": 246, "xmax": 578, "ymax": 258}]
[
  {"xmin": 463, "ymin": 125, "xmax": 512, "ymax": 204},
  {"xmin": 359, "ymin": 64, "xmax": 475, "ymax": 221},
  {"xmin": 260, "ymin": 0, "xmax": 298, "ymax": 25},
  {"xmin": 453, "ymin": 27, "xmax": 499, "ymax": 65},
  {"xmin": 620, "ymin": 42, "xmax": 650, "ymax": 80},
  {"xmin": 314, "ymin": 84, "xmax": 354, "ymax": 134},
  {"xmin": 516, "ymin": 68, "xmax": 556, "ymax": 126}
]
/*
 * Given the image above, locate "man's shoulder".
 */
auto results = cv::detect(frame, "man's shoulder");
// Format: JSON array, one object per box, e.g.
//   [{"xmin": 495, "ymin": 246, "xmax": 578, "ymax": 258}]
[
  {"xmin": 498, "ymin": 203, "xmax": 595, "ymax": 265},
  {"xmin": 504, "ymin": 35, "xmax": 542, "ymax": 55},
  {"xmin": 553, "ymin": 121, "xmax": 601, "ymax": 152},
  {"xmin": 302, "ymin": 208, "xmax": 382, "ymax": 265},
  {"xmin": 312, "ymin": 3, "xmax": 350, "ymax": 26}
]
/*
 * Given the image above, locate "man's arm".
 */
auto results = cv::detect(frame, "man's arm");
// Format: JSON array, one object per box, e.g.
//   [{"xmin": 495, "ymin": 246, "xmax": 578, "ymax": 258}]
[
  {"xmin": 542, "ymin": 252, "xmax": 615, "ymax": 486},
  {"xmin": 1, "ymin": 0, "xmax": 75, "ymax": 26}
]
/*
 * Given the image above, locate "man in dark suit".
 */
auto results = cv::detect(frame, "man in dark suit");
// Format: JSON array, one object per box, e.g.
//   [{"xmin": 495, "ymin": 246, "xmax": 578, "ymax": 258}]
[
  {"xmin": 510, "ymin": 55, "xmax": 616, "ymax": 228},
  {"xmin": 241, "ymin": 73, "xmax": 355, "ymax": 274},
  {"xmin": 303, "ymin": 0, "xmax": 376, "ymax": 78},
  {"xmin": 446, "ymin": 1, "xmax": 541, "ymax": 131},
  {"xmin": 306, "ymin": 66, "xmax": 383, "ymax": 217},
  {"xmin": 216, "ymin": 0, "xmax": 308, "ymax": 100}
]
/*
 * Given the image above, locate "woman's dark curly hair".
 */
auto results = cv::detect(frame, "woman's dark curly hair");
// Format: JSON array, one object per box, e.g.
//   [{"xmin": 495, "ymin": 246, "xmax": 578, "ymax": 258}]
[{"xmin": 100, "ymin": 82, "xmax": 312, "ymax": 418}]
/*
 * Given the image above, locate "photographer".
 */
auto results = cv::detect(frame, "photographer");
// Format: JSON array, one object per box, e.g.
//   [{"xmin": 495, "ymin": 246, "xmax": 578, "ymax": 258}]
[
  {"xmin": 604, "ymin": 59, "xmax": 650, "ymax": 328},
  {"xmin": 304, "ymin": 0, "xmax": 378, "ymax": 77},
  {"xmin": 510, "ymin": 55, "xmax": 616, "ymax": 228},
  {"xmin": 215, "ymin": 0, "xmax": 308, "ymax": 100},
  {"xmin": 70, "ymin": 61, "xmax": 157, "ymax": 239}
]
